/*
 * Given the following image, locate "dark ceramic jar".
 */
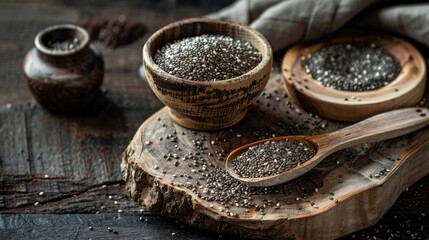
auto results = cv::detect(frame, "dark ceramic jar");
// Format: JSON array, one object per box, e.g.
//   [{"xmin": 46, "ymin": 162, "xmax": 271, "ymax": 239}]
[{"xmin": 23, "ymin": 24, "xmax": 104, "ymax": 112}]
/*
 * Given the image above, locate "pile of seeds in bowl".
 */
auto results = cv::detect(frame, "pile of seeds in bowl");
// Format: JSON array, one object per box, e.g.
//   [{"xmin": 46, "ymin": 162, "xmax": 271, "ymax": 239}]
[
  {"xmin": 154, "ymin": 34, "xmax": 262, "ymax": 81},
  {"xmin": 48, "ymin": 38, "xmax": 80, "ymax": 51},
  {"xmin": 231, "ymin": 139, "xmax": 316, "ymax": 178},
  {"xmin": 305, "ymin": 42, "xmax": 401, "ymax": 91}
]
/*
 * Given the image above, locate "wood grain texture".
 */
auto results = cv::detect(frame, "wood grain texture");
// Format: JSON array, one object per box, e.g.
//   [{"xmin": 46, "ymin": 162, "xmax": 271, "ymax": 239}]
[
  {"xmin": 0, "ymin": 213, "xmax": 224, "ymax": 240},
  {"xmin": 122, "ymin": 73, "xmax": 429, "ymax": 239},
  {"xmin": 283, "ymin": 33, "xmax": 426, "ymax": 122},
  {"xmin": 0, "ymin": 1, "xmax": 428, "ymax": 239},
  {"xmin": 0, "ymin": 1, "xmax": 230, "ymax": 215},
  {"xmin": 0, "ymin": 0, "xmax": 170, "ymax": 214},
  {"xmin": 0, "ymin": 101, "xmax": 145, "ymax": 213}
]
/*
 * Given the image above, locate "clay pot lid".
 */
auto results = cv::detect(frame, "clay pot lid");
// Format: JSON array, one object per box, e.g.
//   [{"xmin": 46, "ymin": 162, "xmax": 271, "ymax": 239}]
[{"xmin": 282, "ymin": 32, "xmax": 426, "ymax": 122}]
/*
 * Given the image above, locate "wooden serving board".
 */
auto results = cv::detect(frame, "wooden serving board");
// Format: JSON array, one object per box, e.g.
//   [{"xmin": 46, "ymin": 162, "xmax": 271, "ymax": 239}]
[{"xmin": 121, "ymin": 72, "xmax": 429, "ymax": 240}]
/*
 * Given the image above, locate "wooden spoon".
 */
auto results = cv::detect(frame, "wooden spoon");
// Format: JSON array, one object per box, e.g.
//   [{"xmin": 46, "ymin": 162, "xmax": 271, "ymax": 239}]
[{"xmin": 226, "ymin": 107, "xmax": 429, "ymax": 187}]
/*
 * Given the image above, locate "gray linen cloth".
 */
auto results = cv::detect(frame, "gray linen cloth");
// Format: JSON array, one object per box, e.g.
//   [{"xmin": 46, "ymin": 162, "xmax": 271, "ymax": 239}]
[{"xmin": 207, "ymin": 0, "xmax": 429, "ymax": 52}]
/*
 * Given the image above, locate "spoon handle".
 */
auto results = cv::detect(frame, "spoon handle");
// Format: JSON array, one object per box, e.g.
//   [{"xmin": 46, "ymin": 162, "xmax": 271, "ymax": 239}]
[{"xmin": 314, "ymin": 107, "xmax": 429, "ymax": 153}]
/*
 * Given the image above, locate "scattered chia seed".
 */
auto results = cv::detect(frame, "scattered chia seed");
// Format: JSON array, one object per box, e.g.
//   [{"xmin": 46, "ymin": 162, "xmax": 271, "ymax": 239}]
[
  {"xmin": 198, "ymin": 165, "xmax": 322, "ymax": 212},
  {"xmin": 135, "ymin": 88, "xmax": 328, "ymax": 215},
  {"xmin": 202, "ymin": 167, "xmax": 277, "ymax": 203},
  {"xmin": 231, "ymin": 140, "xmax": 316, "ymax": 178},
  {"xmin": 305, "ymin": 43, "xmax": 401, "ymax": 91},
  {"xmin": 154, "ymin": 34, "xmax": 262, "ymax": 81},
  {"xmin": 125, "ymin": 77, "xmax": 429, "ymax": 238}
]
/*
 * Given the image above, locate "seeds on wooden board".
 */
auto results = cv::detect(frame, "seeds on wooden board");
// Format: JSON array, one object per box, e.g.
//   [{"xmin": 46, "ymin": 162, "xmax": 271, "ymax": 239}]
[
  {"xmin": 143, "ymin": 125, "xmax": 326, "ymax": 217},
  {"xmin": 231, "ymin": 140, "xmax": 316, "ymax": 178},
  {"xmin": 154, "ymin": 34, "xmax": 262, "ymax": 81},
  {"xmin": 136, "ymin": 89, "xmax": 334, "ymax": 216},
  {"xmin": 130, "ymin": 70, "xmax": 425, "ymax": 238},
  {"xmin": 305, "ymin": 43, "xmax": 401, "ymax": 91}
]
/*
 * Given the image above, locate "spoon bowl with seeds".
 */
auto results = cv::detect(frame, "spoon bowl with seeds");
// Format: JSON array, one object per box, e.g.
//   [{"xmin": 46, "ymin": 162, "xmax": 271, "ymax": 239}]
[{"xmin": 226, "ymin": 107, "xmax": 429, "ymax": 187}]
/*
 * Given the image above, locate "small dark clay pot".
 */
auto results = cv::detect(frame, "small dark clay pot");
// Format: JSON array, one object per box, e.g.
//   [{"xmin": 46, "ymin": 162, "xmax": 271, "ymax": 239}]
[{"xmin": 23, "ymin": 24, "xmax": 104, "ymax": 112}]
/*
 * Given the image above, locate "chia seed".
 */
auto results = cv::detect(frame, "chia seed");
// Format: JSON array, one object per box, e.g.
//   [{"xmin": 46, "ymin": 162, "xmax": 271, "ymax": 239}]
[
  {"xmin": 154, "ymin": 34, "xmax": 262, "ymax": 81},
  {"xmin": 80, "ymin": 16, "xmax": 146, "ymax": 48},
  {"xmin": 305, "ymin": 43, "xmax": 401, "ymax": 91},
  {"xmin": 139, "ymin": 91, "xmax": 329, "ymax": 216},
  {"xmin": 231, "ymin": 140, "xmax": 316, "ymax": 178},
  {"xmin": 203, "ymin": 167, "xmax": 278, "ymax": 203},
  {"xmin": 48, "ymin": 38, "xmax": 80, "ymax": 51}
]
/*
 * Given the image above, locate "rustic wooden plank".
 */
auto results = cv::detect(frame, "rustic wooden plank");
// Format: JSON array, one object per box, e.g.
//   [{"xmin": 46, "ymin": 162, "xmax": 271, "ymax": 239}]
[
  {"xmin": 0, "ymin": 0, "xmax": 236, "ymax": 215},
  {"xmin": 3, "ymin": 185, "xmax": 425, "ymax": 239},
  {"xmin": 0, "ymin": 98, "xmax": 152, "ymax": 213},
  {"xmin": 0, "ymin": 213, "xmax": 224, "ymax": 239},
  {"xmin": 1, "ymin": 105, "xmax": 30, "ymax": 175}
]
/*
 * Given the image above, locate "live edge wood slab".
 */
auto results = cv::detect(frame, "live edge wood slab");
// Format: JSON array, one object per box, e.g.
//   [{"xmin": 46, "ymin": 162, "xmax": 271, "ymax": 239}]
[{"xmin": 121, "ymin": 73, "xmax": 429, "ymax": 240}]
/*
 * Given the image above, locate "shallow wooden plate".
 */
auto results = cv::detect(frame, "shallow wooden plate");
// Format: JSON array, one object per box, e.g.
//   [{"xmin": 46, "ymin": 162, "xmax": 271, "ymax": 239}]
[{"xmin": 282, "ymin": 33, "xmax": 426, "ymax": 122}]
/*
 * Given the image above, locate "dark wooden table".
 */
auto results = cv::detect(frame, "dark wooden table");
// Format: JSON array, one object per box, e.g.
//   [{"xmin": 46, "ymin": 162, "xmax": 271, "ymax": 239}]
[{"xmin": 0, "ymin": 1, "xmax": 428, "ymax": 239}]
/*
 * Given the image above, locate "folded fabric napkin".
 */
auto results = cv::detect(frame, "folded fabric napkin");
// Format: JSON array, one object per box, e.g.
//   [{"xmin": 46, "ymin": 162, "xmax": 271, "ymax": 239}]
[{"xmin": 207, "ymin": 0, "xmax": 429, "ymax": 52}]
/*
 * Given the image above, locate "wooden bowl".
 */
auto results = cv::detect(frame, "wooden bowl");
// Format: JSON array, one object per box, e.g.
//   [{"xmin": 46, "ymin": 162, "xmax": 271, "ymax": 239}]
[
  {"xmin": 143, "ymin": 18, "xmax": 273, "ymax": 130},
  {"xmin": 282, "ymin": 33, "xmax": 426, "ymax": 122}
]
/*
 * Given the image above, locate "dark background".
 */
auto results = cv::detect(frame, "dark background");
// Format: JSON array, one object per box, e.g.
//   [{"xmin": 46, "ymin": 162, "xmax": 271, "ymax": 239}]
[{"xmin": 0, "ymin": 0, "xmax": 428, "ymax": 239}]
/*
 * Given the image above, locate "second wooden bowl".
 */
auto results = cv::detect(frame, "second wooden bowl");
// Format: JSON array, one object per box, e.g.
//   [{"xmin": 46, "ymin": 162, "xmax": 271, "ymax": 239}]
[
  {"xmin": 143, "ymin": 18, "xmax": 273, "ymax": 130},
  {"xmin": 282, "ymin": 33, "xmax": 426, "ymax": 122}
]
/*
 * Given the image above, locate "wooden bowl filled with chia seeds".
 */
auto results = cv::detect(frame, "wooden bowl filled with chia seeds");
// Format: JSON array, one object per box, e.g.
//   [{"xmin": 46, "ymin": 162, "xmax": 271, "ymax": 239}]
[
  {"xmin": 282, "ymin": 33, "xmax": 426, "ymax": 122},
  {"xmin": 143, "ymin": 18, "xmax": 273, "ymax": 130}
]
